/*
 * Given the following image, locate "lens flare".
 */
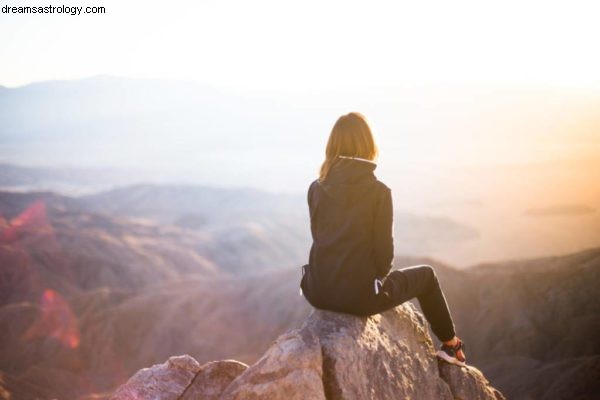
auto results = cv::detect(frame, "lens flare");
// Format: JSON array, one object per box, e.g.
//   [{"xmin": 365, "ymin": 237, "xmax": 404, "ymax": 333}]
[
  {"xmin": 1, "ymin": 200, "xmax": 54, "ymax": 243},
  {"xmin": 23, "ymin": 289, "xmax": 81, "ymax": 349}
]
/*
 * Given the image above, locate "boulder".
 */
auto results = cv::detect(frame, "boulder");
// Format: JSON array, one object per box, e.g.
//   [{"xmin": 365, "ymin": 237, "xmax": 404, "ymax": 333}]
[
  {"xmin": 439, "ymin": 361, "xmax": 505, "ymax": 400},
  {"xmin": 110, "ymin": 356, "xmax": 248, "ymax": 400},
  {"xmin": 110, "ymin": 355, "xmax": 201, "ymax": 400},
  {"xmin": 111, "ymin": 303, "xmax": 505, "ymax": 399},
  {"xmin": 181, "ymin": 360, "xmax": 249, "ymax": 400}
]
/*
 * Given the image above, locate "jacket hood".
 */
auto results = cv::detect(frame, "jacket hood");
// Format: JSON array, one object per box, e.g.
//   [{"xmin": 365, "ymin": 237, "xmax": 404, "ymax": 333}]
[{"xmin": 319, "ymin": 157, "xmax": 378, "ymax": 206}]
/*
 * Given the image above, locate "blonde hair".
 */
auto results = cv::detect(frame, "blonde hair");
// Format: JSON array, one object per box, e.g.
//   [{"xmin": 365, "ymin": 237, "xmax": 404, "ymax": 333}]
[{"xmin": 318, "ymin": 112, "xmax": 379, "ymax": 182}]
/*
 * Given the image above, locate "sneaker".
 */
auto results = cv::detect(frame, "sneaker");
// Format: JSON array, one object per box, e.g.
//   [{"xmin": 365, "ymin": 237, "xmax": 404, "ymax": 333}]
[{"xmin": 436, "ymin": 338, "xmax": 466, "ymax": 367}]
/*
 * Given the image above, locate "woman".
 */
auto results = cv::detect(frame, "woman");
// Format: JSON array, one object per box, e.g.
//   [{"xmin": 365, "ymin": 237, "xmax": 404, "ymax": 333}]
[{"xmin": 299, "ymin": 112, "xmax": 466, "ymax": 366}]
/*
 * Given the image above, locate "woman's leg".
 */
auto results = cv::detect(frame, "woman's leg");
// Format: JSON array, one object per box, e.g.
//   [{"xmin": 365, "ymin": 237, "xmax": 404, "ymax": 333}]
[{"xmin": 378, "ymin": 264, "xmax": 456, "ymax": 342}]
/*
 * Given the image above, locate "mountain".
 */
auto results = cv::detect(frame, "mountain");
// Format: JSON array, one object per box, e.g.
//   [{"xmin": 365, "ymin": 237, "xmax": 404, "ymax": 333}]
[
  {"xmin": 110, "ymin": 305, "xmax": 505, "ymax": 400},
  {"xmin": 2, "ymin": 76, "xmax": 599, "ymax": 266},
  {"xmin": 435, "ymin": 248, "xmax": 600, "ymax": 400},
  {"xmin": 0, "ymin": 268, "xmax": 310, "ymax": 400},
  {"xmin": 0, "ymin": 186, "xmax": 311, "ymax": 275},
  {"xmin": 81, "ymin": 183, "xmax": 484, "ymax": 268},
  {"xmin": 0, "ymin": 183, "xmax": 479, "ymax": 273},
  {"xmin": 1, "ymin": 187, "xmax": 598, "ymax": 399},
  {"xmin": 0, "ymin": 76, "xmax": 324, "ymax": 192},
  {"xmin": 394, "ymin": 249, "xmax": 600, "ymax": 399},
  {"xmin": 0, "ymin": 188, "xmax": 312, "ymax": 399},
  {"xmin": 2, "ymin": 76, "xmax": 599, "ymax": 193},
  {"xmin": 0, "ymin": 163, "xmax": 163, "ymax": 195},
  {"xmin": 0, "ymin": 190, "xmax": 220, "ymax": 304},
  {"xmin": 4, "ymin": 157, "xmax": 600, "ymax": 268}
]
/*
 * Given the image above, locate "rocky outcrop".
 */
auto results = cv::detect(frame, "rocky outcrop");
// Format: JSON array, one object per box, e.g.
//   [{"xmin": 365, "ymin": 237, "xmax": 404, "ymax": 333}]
[
  {"xmin": 182, "ymin": 360, "xmax": 249, "ymax": 400},
  {"xmin": 111, "ymin": 303, "xmax": 504, "ymax": 400},
  {"xmin": 110, "ymin": 356, "xmax": 248, "ymax": 400},
  {"xmin": 110, "ymin": 355, "xmax": 202, "ymax": 400},
  {"xmin": 438, "ymin": 361, "xmax": 504, "ymax": 400}
]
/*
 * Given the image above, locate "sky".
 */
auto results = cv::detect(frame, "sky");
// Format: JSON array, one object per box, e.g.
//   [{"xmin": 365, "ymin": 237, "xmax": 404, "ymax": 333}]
[{"xmin": 1, "ymin": 0, "xmax": 600, "ymax": 90}]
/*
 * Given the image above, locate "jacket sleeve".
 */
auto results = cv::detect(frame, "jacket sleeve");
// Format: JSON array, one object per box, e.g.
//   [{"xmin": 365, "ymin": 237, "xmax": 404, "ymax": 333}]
[
  {"xmin": 307, "ymin": 180, "xmax": 317, "ymax": 239},
  {"xmin": 373, "ymin": 186, "xmax": 394, "ymax": 278}
]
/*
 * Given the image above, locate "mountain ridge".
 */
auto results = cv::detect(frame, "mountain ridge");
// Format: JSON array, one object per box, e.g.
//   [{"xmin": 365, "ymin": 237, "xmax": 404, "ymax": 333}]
[{"xmin": 110, "ymin": 304, "xmax": 505, "ymax": 400}]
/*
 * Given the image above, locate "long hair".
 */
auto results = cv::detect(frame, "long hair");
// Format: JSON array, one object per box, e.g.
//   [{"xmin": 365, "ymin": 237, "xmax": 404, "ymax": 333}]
[{"xmin": 318, "ymin": 112, "xmax": 379, "ymax": 182}]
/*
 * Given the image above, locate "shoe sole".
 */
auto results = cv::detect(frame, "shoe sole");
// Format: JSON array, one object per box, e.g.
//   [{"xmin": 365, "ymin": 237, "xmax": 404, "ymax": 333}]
[{"xmin": 436, "ymin": 350, "xmax": 466, "ymax": 367}]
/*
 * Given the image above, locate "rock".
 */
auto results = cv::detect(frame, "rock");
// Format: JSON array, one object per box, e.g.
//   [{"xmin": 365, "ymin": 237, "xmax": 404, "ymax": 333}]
[
  {"xmin": 110, "ymin": 355, "xmax": 201, "ymax": 400},
  {"xmin": 309, "ymin": 305, "xmax": 451, "ymax": 400},
  {"xmin": 181, "ymin": 360, "xmax": 248, "ymax": 400},
  {"xmin": 220, "ymin": 328, "xmax": 326, "ymax": 400},
  {"xmin": 439, "ymin": 361, "xmax": 506, "ymax": 400},
  {"xmin": 110, "ymin": 356, "xmax": 248, "ymax": 400},
  {"xmin": 223, "ymin": 303, "xmax": 454, "ymax": 400},
  {"xmin": 111, "ymin": 304, "xmax": 505, "ymax": 399}
]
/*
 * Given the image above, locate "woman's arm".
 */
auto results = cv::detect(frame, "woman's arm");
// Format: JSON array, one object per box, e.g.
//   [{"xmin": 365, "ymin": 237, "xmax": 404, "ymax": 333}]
[
  {"xmin": 307, "ymin": 180, "xmax": 318, "ymax": 239},
  {"xmin": 373, "ymin": 186, "xmax": 394, "ymax": 278}
]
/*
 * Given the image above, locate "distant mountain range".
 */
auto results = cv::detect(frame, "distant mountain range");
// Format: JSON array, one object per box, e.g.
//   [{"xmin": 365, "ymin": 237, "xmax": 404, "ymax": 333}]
[
  {"xmin": 0, "ymin": 182, "xmax": 480, "ymax": 273},
  {"xmin": 2, "ymin": 74, "xmax": 600, "ymax": 266},
  {"xmin": 433, "ymin": 249, "xmax": 600, "ymax": 399},
  {"xmin": 2, "ymin": 76, "xmax": 599, "ymax": 191},
  {"xmin": 0, "ymin": 186, "xmax": 598, "ymax": 399},
  {"xmin": 0, "ymin": 162, "xmax": 163, "ymax": 195},
  {"xmin": 0, "ymin": 76, "xmax": 327, "ymax": 191}
]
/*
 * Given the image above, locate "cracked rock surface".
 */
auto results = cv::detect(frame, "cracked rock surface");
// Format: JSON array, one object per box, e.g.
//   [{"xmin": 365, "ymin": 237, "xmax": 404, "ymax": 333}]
[{"xmin": 111, "ymin": 303, "xmax": 505, "ymax": 400}]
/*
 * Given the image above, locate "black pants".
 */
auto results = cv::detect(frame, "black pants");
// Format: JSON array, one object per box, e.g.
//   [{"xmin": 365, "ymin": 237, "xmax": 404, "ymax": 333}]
[{"xmin": 374, "ymin": 265, "xmax": 456, "ymax": 342}]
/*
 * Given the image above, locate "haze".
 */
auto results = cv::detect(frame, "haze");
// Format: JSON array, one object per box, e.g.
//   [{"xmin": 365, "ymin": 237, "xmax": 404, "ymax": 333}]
[{"xmin": 1, "ymin": 0, "xmax": 599, "ymax": 265}]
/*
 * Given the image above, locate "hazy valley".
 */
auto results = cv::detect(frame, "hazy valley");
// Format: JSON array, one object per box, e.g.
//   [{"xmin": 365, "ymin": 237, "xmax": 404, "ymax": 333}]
[
  {"xmin": 1, "ymin": 77, "xmax": 599, "ymax": 399},
  {"xmin": 1, "ymin": 182, "xmax": 599, "ymax": 399}
]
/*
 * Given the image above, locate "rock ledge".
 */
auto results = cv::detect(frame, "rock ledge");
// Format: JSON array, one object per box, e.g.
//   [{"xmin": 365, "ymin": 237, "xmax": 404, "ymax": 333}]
[{"xmin": 111, "ymin": 303, "xmax": 505, "ymax": 400}]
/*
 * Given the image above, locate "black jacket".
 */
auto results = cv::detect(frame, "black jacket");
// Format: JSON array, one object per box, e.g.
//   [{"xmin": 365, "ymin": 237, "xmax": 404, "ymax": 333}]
[{"xmin": 300, "ymin": 156, "xmax": 394, "ymax": 315}]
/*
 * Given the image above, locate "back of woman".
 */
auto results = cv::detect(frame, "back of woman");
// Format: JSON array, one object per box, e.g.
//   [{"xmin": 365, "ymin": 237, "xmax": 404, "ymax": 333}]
[
  {"xmin": 299, "ymin": 111, "xmax": 467, "ymax": 367},
  {"xmin": 300, "ymin": 112, "xmax": 394, "ymax": 315}
]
